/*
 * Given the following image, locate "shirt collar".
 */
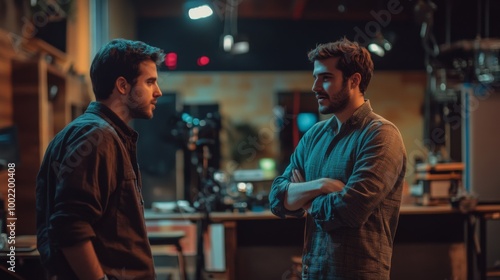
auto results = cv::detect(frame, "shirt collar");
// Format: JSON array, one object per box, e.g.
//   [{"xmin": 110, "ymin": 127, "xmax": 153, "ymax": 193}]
[
  {"xmin": 345, "ymin": 100, "xmax": 372, "ymax": 127},
  {"xmin": 85, "ymin": 101, "xmax": 138, "ymax": 142}
]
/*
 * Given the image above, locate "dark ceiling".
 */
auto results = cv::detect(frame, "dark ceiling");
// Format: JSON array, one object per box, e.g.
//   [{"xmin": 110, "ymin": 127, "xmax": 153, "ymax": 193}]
[
  {"xmin": 133, "ymin": 0, "xmax": 413, "ymax": 21},
  {"xmin": 131, "ymin": 0, "xmax": 500, "ymax": 72}
]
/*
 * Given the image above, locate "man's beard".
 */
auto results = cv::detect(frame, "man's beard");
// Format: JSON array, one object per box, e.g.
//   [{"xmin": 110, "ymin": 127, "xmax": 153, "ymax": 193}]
[
  {"xmin": 127, "ymin": 88, "xmax": 152, "ymax": 119},
  {"xmin": 319, "ymin": 83, "xmax": 350, "ymax": 115}
]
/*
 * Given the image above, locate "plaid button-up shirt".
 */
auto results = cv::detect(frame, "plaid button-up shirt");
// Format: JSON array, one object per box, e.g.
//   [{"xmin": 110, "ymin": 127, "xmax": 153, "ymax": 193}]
[{"xmin": 270, "ymin": 101, "xmax": 407, "ymax": 279}]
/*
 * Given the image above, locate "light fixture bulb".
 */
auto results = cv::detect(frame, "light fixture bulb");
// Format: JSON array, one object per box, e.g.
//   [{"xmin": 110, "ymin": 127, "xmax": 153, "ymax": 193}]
[
  {"xmin": 232, "ymin": 41, "xmax": 249, "ymax": 54},
  {"xmin": 383, "ymin": 40, "xmax": 392, "ymax": 51},
  {"xmin": 368, "ymin": 43, "xmax": 385, "ymax": 57},
  {"xmin": 223, "ymin": 34, "xmax": 234, "ymax": 52},
  {"xmin": 188, "ymin": 4, "xmax": 213, "ymax": 20}
]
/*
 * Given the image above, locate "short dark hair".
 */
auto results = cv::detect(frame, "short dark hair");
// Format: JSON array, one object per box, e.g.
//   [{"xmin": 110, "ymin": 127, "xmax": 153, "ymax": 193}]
[
  {"xmin": 90, "ymin": 39, "xmax": 164, "ymax": 100},
  {"xmin": 307, "ymin": 37, "xmax": 374, "ymax": 94}
]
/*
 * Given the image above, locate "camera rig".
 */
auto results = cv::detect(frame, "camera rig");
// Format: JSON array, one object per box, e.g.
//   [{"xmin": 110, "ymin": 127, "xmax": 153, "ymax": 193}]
[{"xmin": 171, "ymin": 111, "xmax": 224, "ymax": 212}]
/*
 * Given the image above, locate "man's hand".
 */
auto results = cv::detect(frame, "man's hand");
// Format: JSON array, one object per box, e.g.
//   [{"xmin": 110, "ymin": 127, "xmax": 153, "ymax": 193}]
[
  {"xmin": 284, "ymin": 169, "xmax": 346, "ymax": 211},
  {"xmin": 291, "ymin": 169, "xmax": 345, "ymax": 194},
  {"xmin": 290, "ymin": 169, "xmax": 315, "ymax": 212},
  {"xmin": 289, "ymin": 170, "xmax": 345, "ymax": 213},
  {"xmin": 284, "ymin": 169, "xmax": 318, "ymax": 211},
  {"xmin": 319, "ymin": 178, "xmax": 345, "ymax": 194},
  {"xmin": 290, "ymin": 169, "xmax": 305, "ymax": 183}
]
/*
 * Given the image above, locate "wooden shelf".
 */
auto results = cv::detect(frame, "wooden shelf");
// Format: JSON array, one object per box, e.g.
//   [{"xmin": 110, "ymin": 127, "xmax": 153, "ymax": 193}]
[
  {"xmin": 486, "ymin": 269, "xmax": 500, "ymax": 277},
  {"xmin": 416, "ymin": 162, "xmax": 464, "ymax": 172},
  {"xmin": 415, "ymin": 173, "xmax": 463, "ymax": 181},
  {"xmin": 9, "ymin": 39, "xmax": 91, "ymax": 234}
]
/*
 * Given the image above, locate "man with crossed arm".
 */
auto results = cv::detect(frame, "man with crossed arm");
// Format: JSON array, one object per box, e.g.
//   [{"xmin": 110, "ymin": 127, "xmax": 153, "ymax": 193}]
[{"xmin": 269, "ymin": 37, "xmax": 407, "ymax": 280}]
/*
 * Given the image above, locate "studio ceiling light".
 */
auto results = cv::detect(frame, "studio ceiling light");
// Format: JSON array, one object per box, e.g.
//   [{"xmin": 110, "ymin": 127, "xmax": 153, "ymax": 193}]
[
  {"xmin": 185, "ymin": 1, "xmax": 214, "ymax": 20},
  {"xmin": 368, "ymin": 32, "xmax": 393, "ymax": 57},
  {"xmin": 231, "ymin": 35, "xmax": 249, "ymax": 54},
  {"xmin": 222, "ymin": 34, "xmax": 234, "ymax": 52},
  {"xmin": 220, "ymin": 0, "xmax": 249, "ymax": 54},
  {"xmin": 188, "ymin": 4, "xmax": 213, "ymax": 20}
]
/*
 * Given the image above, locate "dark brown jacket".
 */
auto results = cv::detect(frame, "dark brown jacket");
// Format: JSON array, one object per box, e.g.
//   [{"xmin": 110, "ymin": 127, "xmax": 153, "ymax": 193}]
[{"xmin": 36, "ymin": 102, "xmax": 155, "ymax": 280}]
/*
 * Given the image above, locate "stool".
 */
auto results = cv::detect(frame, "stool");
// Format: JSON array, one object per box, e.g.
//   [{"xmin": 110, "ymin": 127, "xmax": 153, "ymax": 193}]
[{"xmin": 148, "ymin": 231, "xmax": 187, "ymax": 280}]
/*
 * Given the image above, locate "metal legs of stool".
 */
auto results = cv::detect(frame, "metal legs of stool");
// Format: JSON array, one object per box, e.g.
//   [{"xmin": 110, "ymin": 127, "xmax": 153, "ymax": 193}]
[{"xmin": 148, "ymin": 231, "xmax": 188, "ymax": 280}]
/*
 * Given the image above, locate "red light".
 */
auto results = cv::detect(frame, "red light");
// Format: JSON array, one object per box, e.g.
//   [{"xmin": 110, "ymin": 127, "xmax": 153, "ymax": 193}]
[
  {"xmin": 164, "ymin": 52, "xmax": 177, "ymax": 70},
  {"xmin": 197, "ymin": 56, "xmax": 210, "ymax": 66}
]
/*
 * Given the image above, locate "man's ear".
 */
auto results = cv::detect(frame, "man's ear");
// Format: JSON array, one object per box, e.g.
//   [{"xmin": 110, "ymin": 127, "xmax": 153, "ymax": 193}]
[
  {"xmin": 350, "ymin": 73, "xmax": 362, "ymax": 90},
  {"xmin": 115, "ymin": 77, "xmax": 129, "ymax": 95}
]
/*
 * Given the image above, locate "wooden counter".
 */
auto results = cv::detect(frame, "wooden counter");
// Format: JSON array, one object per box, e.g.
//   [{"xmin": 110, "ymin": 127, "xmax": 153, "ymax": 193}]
[
  {"xmin": 145, "ymin": 204, "xmax": 500, "ymax": 280},
  {"xmin": 145, "ymin": 204, "xmax": 500, "ymax": 221},
  {"xmin": 5, "ymin": 205, "xmax": 498, "ymax": 280}
]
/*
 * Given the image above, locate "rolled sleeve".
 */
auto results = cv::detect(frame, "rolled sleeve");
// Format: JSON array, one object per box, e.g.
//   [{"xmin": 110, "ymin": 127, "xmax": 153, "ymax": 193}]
[
  {"xmin": 269, "ymin": 130, "xmax": 311, "ymax": 219},
  {"xmin": 269, "ymin": 175, "xmax": 305, "ymax": 219},
  {"xmin": 49, "ymin": 220, "xmax": 96, "ymax": 247},
  {"xmin": 309, "ymin": 192, "xmax": 344, "ymax": 231}
]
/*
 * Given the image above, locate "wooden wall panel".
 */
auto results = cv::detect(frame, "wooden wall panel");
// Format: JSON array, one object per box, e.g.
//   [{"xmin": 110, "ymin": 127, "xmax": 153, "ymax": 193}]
[
  {"xmin": 0, "ymin": 56, "xmax": 12, "ymax": 128},
  {"xmin": 0, "ymin": 40, "xmax": 13, "ymax": 226},
  {"xmin": 9, "ymin": 56, "xmax": 89, "ymax": 235},
  {"xmin": 11, "ymin": 60, "xmax": 41, "ymax": 235}
]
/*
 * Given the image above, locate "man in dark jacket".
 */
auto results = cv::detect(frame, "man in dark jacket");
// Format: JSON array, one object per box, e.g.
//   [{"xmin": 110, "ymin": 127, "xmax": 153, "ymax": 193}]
[{"xmin": 36, "ymin": 39, "xmax": 164, "ymax": 280}]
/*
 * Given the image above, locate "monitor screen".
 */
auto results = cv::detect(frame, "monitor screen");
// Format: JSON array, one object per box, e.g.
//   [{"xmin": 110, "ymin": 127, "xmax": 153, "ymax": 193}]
[{"xmin": 297, "ymin": 112, "xmax": 318, "ymax": 133}]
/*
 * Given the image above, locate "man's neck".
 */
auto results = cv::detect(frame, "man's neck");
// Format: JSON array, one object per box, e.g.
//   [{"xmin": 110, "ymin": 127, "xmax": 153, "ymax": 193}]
[
  {"xmin": 334, "ymin": 98, "xmax": 365, "ymax": 124},
  {"xmin": 97, "ymin": 98, "xmax": 131, "ymax": 124}
]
